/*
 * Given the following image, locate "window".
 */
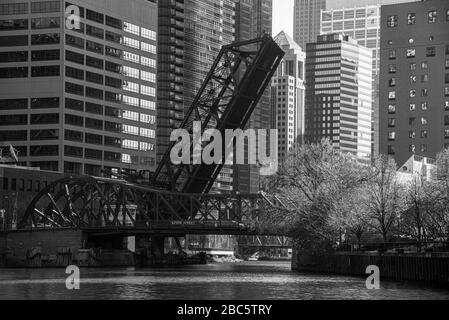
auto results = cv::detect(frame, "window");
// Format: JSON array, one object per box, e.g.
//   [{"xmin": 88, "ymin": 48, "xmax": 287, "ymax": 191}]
[
  {"xmin": 0, "ymin": 67, "xmax": 28, "ymax": 78},
  {"xmin": 0, "ymin": 51, "xmax": 27, "ymax": 63},
  {"xmin": 104, "ymin": 136, "xmax": 121, "ymax": 147},
  {"xmin": 105, "ymin": 76, "xmax": 122, "ymax": 88},
  {"xmin": 30, "ymin": 145, "xmax": 58, "ymax": 157},
  {"xmin": 421, "ymin": 144, "xmax": 427, "ymax": 153},
  {"xmin": 421, "ymin": 74, "xmax": 429, "ymax": 83},
  {"xmin": 421, "ymin": 117, "xmax": 428, "ymax": 125},
  {"xmin": 446, "ymin": 87, "xmax": 449, "ymax": 96},
  {"xmin": 86, "ymin": 25, "xmax": 104, "ymax": 39},
  {"xmin": 388, "ymin": 145, "xmax": 395, "ymax": 155},
  {"xmin": 106, "ymin": 61, "xmax": 122, "ymax": 74},
  {"xmin": 86, "ymin": 40, "xmax": 104, "ymax": 54},
  {"xmin": 141, "ymin": 85, "xmax": 155, "ymax": 97},
  {"xmin": 428, "ymin": 10, "xmax": 437, "ymax": 23},
  {"xmin": 409, "ymin": 117, "xmax": 416, "ymax": 126},
  {"xmin": 407, "ymin": 13, "xmax": 416, "ymax": 25},
  {"xmin": 105, "ymin": 121, "xmax": 121, "ymax": 133},
  {"xmin": 65, "ymin": 82, "xmax": 84, "ymax": 96},
  {"xmin": 65, "ymin": 98, "xmax": 83, "ymax": 111},
  {"xmin": 445, "ymin": 73, "xmax": 449, "ymax": 83},
  {"xmin": 141, "ymin": 28, "xmax": 156, "ymax": 41},
  {"xmin": 85, "ymin": 148, "xmax": 102, "ymax": 160},
  {"xmin": 123, "ymin": 37, "xmax": 139, "ymax": 49},
  {"xmin": 421, "ymin": 89, "xmax": 428, "ymax": 97},
  {"xmin": 388, "ymin": 64, "xmax": 396, "ymax": 74},
  {"xmin": 85, "ymin": 87, "xmax": 103, "ymax": 100},
  {"xmin": 388, "ymin": 105, "xmax": 396, "ymax": 114},
  {"xmin": 124, "ymin": 22, "xmax": 139, "ymax": 35},
  {"xmin": 31, "ymin": 1, "xmax": 59, "ymax": 13},
  {"xmin": 447, "ymin": 9, "xmax": 449, "ymax": 21},
  {"xmin": 0, "ymin": 3, "xmax": 28, "ymax": 15},
  {"xmin": 445, "ymin": 130, "xmax": 449, "ymax": 139},
  {"xmin": 0, "ymin": 115, "xmax": 27, "ymax": 126},
  {"xmin": 86, "ymin": 56, "xmax": 103, "ymax": 69},
  {"xmin": 105, "ymin": 46, "xmax": 122, "ymax": 58},
  {"xmin": 409, "ymin": 145, "xmax": 416, "ymax": 153},
  {"xmin": 410, "ymin": 90, "xmax": 416, "ymax": 98},
  {"xmin": 31, "ymin": 17, "xmax": 60, "ymax": 29},
  {"xmin": 141, "ymin": 42, "xmax": 156, "ymax": 54},
  {"xmin": 141, "ymin": 71, "xmax": 155, "ymax": 82},
  {"xmin": 445, "ymin": 101, "xmax": 449, "ymax": 111},
  {"xmin": 388, "ymin": 132, "xmax": 396, "ymax": 141},
  {"xmin": 421, "ymin": 102, "xmax": 428, "ymax": 111},
  {"xmin": 409, "ymin": 131, "xmax": 416, "ymax": 139},
  {"xmin": 30, "ymin": 113, "xmax": 58, "ymax": 124},
  {"xmin": 85, "ymin": 102, "xmax": 103, "ymax": 115},
  {"xmin": 0, "ymin": 130, "xmax": 27, "ymax": 141},
  {"xmin": 389, "ymin": 50, "xmax": 396, "ymax": 60},
  {"xmin": 0, "ymin": 18, "xmax": 28, "ymax": 30},
  {"xmin": 410, "ymin": 75, "xmax": 417, "ymax": 84},
  {"xmin": 105, "ymin": 31, "xmax": 122, "ymax": 44},
  {"xmin": 0, "ymin": 35, "xmax": 28, "ymax": 47},
  {"xmin": 30, "ymin": 129, "xmax": 58, "ymax": 140},
  {"xmin": 31, "ymin": 65, "xmax": 59, "ymax": 77},
  {"xmin": 31, "ymin": 33, "xmax": 60, "ymax": 45},
  {"xmin": 410, "ymin": 63, "xmax": 416, "ymax": 71},
  {"xmin": 0, "ymin": 99, "xmax": 27, "ymax": 110},
  {"xmin": 86, "ymin": 9, "xmax": 104, "ymax": 24},
  {"xmin": 140, "ymin": 128, "xmax": 155, "ymax": 138},
  {"xmin": 65, "ymin": 129, "xmax": 83, "ymax": 142},
  {"xmin": 445, "ymin": 116, "xmax": 449, "ymax": 126},
  {"xmin": 66, "ymin": 66, "xmax": 84, "ymax": 80},
  {"xmin": 407, "ymin": 48, "xmax": 415, "ymax": 58},
  {"xmin": 446, "ymin": 59, "xmax": 449, "ymax": 69},
  {"xmin": 64, "ymin": 145, "xmax": 83, "ymax": 158},
  {"xmin": 65, "ymin": 114, "xmax": 83, "ymax": 127},
  {"xmin": 31, "ymin": 97, "xmax": 59, "ymax": 109},
  {"xmin": 426, "ymin": 47, "xmax": 436, "ymax": 57},
  {"xmin": 141, "ymin": 57, "xmax": 156, "ymax": 68},
  {"xmin": 66, "ymin": 34, "xmax": 84, "ymax": 49},
  {"xmin": 85, "ymin": 133, "xmax": 103, "ymax": 145},
  {"xmin": 86, "ymin": 71, "xmax": 103, "ymax": 85},
  {"xmin": 389, "ymin": 78, "xmax": 396, "ymax": 87},
  {"xmin": 410, "ymin": 103, "xmax": 416, "ymax": 111},
  {"xmin": 31, "ymin": 49, "xmax": 60, "ymax": 61},
  {"xmin": 388, "ymin": 118, "xmax": 396, "ymax": 127},
  {"xmin": 387, "ymin": 15, "xmax": 398, "ymax": 27},
  {"xmin": 66, "ymin": 50, "xmax": 84, "ymax": 65},
  {"xmin": 106, "ymin": 16, "xmax": 123, "ymax": 29},
  {"xmin": 421, "ymin": 130, "xmax": 428, "ymax": 139}
]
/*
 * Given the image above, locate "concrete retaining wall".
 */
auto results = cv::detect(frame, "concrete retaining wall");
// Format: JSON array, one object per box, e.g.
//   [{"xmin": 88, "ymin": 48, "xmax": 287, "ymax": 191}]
[
  {"xmin": 5, "ymin": 229, "xmax": 85, "ymax": 267},
  {"xmin": 293, "ymin": 250, "xmax": 449, "ymax": 285}
]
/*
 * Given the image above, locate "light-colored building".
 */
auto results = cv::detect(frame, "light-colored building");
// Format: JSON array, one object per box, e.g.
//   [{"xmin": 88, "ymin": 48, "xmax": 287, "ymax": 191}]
[
  {"xmin": 305, "ymin": 33, "xmax": 373, "ymax": 159},
  {"xmin": 319, "ymin": 0, "xmax": 420, "ymax": 156},
  {"xmin": 0, "ymin": 0, "xmax": 158, "ymax": 176},
  {"xmin": 271, "ymin": 31, "xmax": 305, "ymax": 161}
]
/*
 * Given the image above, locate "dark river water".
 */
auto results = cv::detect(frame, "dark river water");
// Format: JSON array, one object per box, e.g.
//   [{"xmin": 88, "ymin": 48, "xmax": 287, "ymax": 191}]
[{"xmin": 0, "ymin": 261, "xmax": 448, "ymax": 300}]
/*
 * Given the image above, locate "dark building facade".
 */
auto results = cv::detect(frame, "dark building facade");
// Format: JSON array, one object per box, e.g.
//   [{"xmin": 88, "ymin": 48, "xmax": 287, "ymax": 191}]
[
  {"xmin": 379, "ymin": 0, "xmax": 449, "ymax": 166},
  {"xmin": 233, "ymin": 0, "xmax": 272, "ymax": 194}
]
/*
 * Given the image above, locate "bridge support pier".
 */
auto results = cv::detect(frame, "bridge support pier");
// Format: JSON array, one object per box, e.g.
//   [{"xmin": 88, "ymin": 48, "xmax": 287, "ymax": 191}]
[{"xmin": 150, "ymin": 236, "xmax": 165, "ymax": 257}]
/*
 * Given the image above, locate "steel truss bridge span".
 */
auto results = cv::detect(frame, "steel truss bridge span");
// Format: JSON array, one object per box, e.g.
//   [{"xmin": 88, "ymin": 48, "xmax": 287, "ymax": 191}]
[{"xmin": 17, "ymin": 176, "xmax": 294, "ymax": 236}]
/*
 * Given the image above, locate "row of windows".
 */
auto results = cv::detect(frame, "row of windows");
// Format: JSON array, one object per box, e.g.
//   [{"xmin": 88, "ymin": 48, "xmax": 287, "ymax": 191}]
[
  {"xmin": 0, "ymin": 34, "xmax": 60, "ymax": 47},
  {"xmin": 0, "ymin": 65, "xmax": 60, "ymax": 78},
  {"xmin": 387, "ymin": 9, "xmax": 449, "ymax": 27},
  {"xmin": 0, "ymin": 17, "xmax": 60, "ymax": 30},
  {"xmin": 2, "ymin": 177, "xmax": 55, "ymax": 193},
  {"xmin": 0, "ymin": 113, "xmax": 59, "ymax": 125},
  {"xmin": 387, "ymin": 101, "xmax": 449, "ymax": 114},
  {"xmin": 0, "ymin": 98, "xmax": 59, "ymax": 110}
]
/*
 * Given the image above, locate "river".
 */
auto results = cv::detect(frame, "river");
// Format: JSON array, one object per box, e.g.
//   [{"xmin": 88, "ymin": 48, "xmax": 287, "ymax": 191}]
[{"xmin": 0, "ymin": 261, "xmax": 448, "ymax": 300}]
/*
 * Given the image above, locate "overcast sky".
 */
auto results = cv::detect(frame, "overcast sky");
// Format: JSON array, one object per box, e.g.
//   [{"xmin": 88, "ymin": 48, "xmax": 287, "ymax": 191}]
[{"xmin": 272, "ymin": 0, "xmax": 294, "ymax": 38}]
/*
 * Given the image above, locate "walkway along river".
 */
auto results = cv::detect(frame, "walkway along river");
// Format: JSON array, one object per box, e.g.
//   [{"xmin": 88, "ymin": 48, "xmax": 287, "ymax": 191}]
[{"xmin": 0, "ymin": 261, "xmax": 448, "ymax": 300}]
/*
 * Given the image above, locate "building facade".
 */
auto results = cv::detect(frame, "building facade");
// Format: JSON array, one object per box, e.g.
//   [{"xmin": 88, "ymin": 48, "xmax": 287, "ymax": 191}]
[
  {"xmin": 320, "ymin": 0, "xmax": 419, "ymax": 157},
  {"xmin": 271, "ymin": 31, "xmax": 305, "ymax": 161},
  {"xmin": 233, "ymin": 0, "xmax": 272, "ymax": 194},
  {"xmin": 305, "ymin": 33, "xmax": 373, "ymax": 158},
  {"xmin": 379, "ymin": 0, "xmax": 449, "ymax": 167},
  {"xmin": 0, "ymin": 0, "xmax": 158, "ymax": 176},
  {"xmin": 293, "ymin": 0, "xmax": 327, "ymax": 49}
]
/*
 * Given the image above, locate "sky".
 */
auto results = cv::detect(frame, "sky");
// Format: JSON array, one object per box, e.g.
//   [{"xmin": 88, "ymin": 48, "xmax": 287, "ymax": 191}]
[{"xmin": 272, "ymin": 0, "xmax": 294, "ymax": 38}]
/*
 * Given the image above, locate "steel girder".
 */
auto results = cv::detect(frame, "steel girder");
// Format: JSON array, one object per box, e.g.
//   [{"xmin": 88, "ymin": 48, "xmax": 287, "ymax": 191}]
[
  {"xmin": 152, "ymin": 35, "xmax": 285, "ymax": 197},
  {"xmin": 17, "ymin": 176, "xmax": 294, "ymax": 234}
]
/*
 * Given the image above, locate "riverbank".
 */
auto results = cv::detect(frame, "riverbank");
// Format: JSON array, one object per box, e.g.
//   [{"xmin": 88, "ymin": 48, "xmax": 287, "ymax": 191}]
[{"xmin": 292, "ymin": 251, "xmax": 449, "ymax": 286}]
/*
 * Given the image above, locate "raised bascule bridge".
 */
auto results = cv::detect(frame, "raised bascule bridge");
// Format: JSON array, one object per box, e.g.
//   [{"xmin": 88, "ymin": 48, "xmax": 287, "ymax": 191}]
[{"xmin": 6, "ymin": 36, "xmax": 293, "ymax": 266}]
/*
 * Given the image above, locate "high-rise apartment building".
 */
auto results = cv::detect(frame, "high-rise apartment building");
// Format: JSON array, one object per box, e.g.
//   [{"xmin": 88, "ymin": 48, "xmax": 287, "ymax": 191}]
[
  {"xmin": 319, "ymin": 0, "xmax": 419, "ymax": 157},
  {"xmin": 233, "ymin": 0, "xmax": 272, "ymax": 194},
  {"xmin": 293, "ymin": 0, "xmax": 326, "ymax": 49},
  {"xmin": 0, "ymin": 0, "xmax": 158, "ymax": 176},
  {"xmin": 305, "ymin": 33, "xmax": 373, "ymax": 158},
  {"xmin": 379, "ymin": 0, "xmax": 449, "ymax": 166},
  {"xmin": 156, "ymin": 0, "xmax": 236, "ymax": 193},
  {"xmin": 271, "ymin": 31, "xmax": 305, "ymax": 161}
]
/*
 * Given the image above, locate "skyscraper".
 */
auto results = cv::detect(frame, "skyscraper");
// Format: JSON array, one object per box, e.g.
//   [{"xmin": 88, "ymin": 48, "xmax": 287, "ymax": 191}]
[
  {"xmin": 293, "ymin": 0, "xmax": 326, "ymax": 49},
  {"xmin": 305, "ymin": 33, "xmax": 373, "ymax": 158},
  {"xmin": 319, "ymin": 0, "xmax": 419, "ymax": 157},
  {"xmin": 271, "ymin": 31, "xmax": 305, "ymax": 161},
  {"xmin": 233, "ymin": 0, "xmax": 273, "ymax": 194},
  {"xmin": 0, "ymin": 0, "xmax": 158, "ymax": 176},
  {"xmin": 379, "ymin": 0, "xmax": 449, "ymax": 166}
]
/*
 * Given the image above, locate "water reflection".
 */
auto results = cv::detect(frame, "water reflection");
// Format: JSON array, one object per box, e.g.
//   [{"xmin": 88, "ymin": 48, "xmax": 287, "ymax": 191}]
[{"xmin": 0, "ymin": 262, "xmax": 448, "ymax": 300}]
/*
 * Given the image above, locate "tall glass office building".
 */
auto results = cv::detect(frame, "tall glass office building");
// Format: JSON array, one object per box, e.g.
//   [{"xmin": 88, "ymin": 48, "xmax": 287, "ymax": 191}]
[{"xmin": 0, "ymin": 0, "xmax": 158, "ymax": 176}]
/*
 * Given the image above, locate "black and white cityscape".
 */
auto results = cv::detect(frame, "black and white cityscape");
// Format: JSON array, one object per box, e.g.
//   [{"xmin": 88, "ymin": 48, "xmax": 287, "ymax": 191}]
[{"xmin": 1, "ymin": 0, "xmax": 449, "ymax": 303}]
